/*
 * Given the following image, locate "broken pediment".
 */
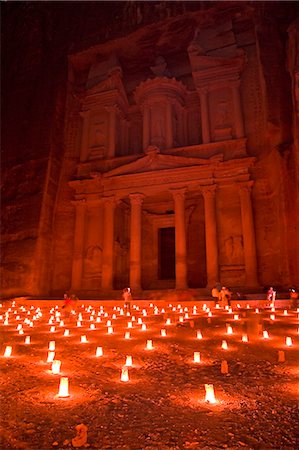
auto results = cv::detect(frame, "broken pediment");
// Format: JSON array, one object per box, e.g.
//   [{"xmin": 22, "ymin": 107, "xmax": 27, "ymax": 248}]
[{"xmin": 104, "ymin": 146, "xmax": 220, "ymax": 177}]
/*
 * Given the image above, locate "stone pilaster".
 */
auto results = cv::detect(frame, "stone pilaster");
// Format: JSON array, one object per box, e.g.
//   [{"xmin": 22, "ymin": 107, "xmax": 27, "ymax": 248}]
[
  {"xmin": 71, "ymin": 200, "xmax": 86, "ymax": 290},
  {"xmin": 79, "ymin": 110, "xmax": 90, "ymax": 162},
  {"xmin": 129, "ymin": 193, "xmax": 145, "ymax": 291},
  {"xmin": 232, "ymin": 80, "xmax": 245, "ymax": 138},
  {"xmin": 171, "ymin": 188, "xmax": 188, "ymax": 289},
  {"xmin": 238, "ymin": 181, "xmax": 259, "ymax": 286},
  {"xmin": 201, "ymin": 185, "xmax": 219, "ymax": 287},
  {"xmin": 198, "ymin": 88, "xmax": 210, "ymax": 144},
  {"xmin": 102, "ymin": 197, "xmax": 116, "ymax": 289}
]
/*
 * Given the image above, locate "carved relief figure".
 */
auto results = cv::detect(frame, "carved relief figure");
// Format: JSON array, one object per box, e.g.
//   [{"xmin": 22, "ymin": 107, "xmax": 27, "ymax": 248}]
[{"xmin": 84, "ymin": 246, "xmax": 102, "ymax": 276}]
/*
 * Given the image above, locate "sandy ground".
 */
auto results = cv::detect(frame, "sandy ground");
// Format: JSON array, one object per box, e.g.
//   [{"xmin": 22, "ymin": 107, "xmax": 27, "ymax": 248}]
[{"xmin": 0, "ymin": 300, "xmax": 298, "ymax": 450}]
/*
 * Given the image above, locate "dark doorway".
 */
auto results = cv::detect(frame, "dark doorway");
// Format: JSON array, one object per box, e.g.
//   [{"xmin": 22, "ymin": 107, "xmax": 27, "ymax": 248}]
[{"xmin": 158, "ymin": 227, "xmax": 175, "ymax": 280}]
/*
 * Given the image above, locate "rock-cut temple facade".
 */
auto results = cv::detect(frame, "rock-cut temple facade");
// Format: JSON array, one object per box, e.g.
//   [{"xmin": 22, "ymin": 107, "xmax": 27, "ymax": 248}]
[{"xmin": 2, "ymin": 2, "xmax": 299, "ymax": 298}]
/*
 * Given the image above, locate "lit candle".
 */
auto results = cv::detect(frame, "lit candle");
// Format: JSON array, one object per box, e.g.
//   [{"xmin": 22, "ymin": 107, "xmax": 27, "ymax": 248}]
[
  {"xmin": 58, "ymin": 377, "xmax": 69, "ymax": 397},
  {"xmin": 204, "ymin": 384, "xmax": 216, "ymax": 403},
  {"xmin": 63, "ymin": 329, "xmax": 70, "ymax": 337},
  {"xmin": 226, "ymin": 325, "xmax": 233, "ymax": 335},
  {"xmin": 222, "ymin": 340, "xmax": 228, "ymax": 350},
  {"xmin": 52, "ymin": 360, "xmax": 61, "ymax": 374},
  {"xmin": 208, "ymin": 311, "xmax": 212, "ymax": 318},
  {"xmin": 193, "ymin": 351, "xmax": 201, "ymax": 363},
  {"xmin": 137, "ymin": 318, "xmax": 143, "ymax": 324},
  {"xmin": 125, "ymin": 331, "xmax": 130, "ymax": 339},
  {"xmin": 76, "ymin": 321, "xmax": 82, "ymax": 327},
  {"xmin": 107, "ymin": 326, "xmax": 113, "ymax": 334},
  {"xmin": 50, "ymin": 326, "xmax": 56, "ymax": 333},
  {"xmin": 25, "ymin": 336, "xmax": 31, "ymax": 345},
  {"xmin": 141, "ymin": 323, "xmax": 147, "ymax": 331},
  {"xmin": 283, "ymin": 310, "xmax": 288, "ymax": 316},
  {"xmin": 90, "ymin": 324, "xmax": 95, "ymax": 330},
  {"xmin": 106, "ymin": 320, "xmax": 112, "ymax": 327},
  {"xmin": 19, "ymin": 329, "xmax": 24, "ymax": 335},
  {"xmin": 49, "ymin": 341, "xmax": 55, "ymax": 351},
  {"xmin": 160, "ymin": 329, "xmax": 167, "ymax": 337},
  {"xmin": 146, "ymin": 339, "xmax": 153, "ymax": 350},
  {"xmin": 127, "ymin": 321, "xmax": 133, "ymax": 328},
  {"xmin": 179, "ymin": 316, "xmax": 184, "ymax": 323},
  {"xmin": 166, "ymin": 318, "xmax": 171, "ymax": 325},
  {"xmin": 80, "ymin": 335, "xmax": 88, "ymax": 343},
  {"xmin": 233, "ymin": 314, "xmax": 239, "ymax": 320},
  {"xmin": 263, "ymin": 330, "xmax": 269, "ymax": 339},
  {"xmin": 255, "ymin": 308, "xmax": 259, "ymax": 314},
  {"xmin": 285, "ymin": 336, "xmax": 293, "ymax": 346},
  {"xmin": 125, "ymin": 355, "xmax": 132, "ymax": 367},
  {"xmin": 96, "ymin": 346, "xmax": 103, "ymax": 357},
  {"xmin": 242, "ymin": 334, "xmax": 248, "ymax": 343},
  {"xmin": 121, "ymin": 366, "xmax": 129, "ymax": 382},
  {"xmin": 4, "ymin": 346, "xmax": 12, "ymax": 357},
  {"xmin": 270, "ymin": 314, "xmax": 275, "ymax": 321},
  {"xmin": 184, "ymin": 313, "xmax": 189, "ymax": 319},
  {"xmin": 215, "ymin": 304, "xmax": 220, "ymax": 309}
]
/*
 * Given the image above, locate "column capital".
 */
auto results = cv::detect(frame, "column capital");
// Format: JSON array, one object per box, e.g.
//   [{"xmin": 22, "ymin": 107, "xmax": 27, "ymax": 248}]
[
  {"xmin": 71, "ymin": 198, "xmax": 87, "ymax": 208},
  {"xmin": 103, "ymin": 195, "xmax": 117, "ymax": 207},
  {"xmin": 129, "ymin": 193, "xmax": 145, "ymax": 206},
  {"xmin": 170, "ymin": 187, "xmax": 187, "ymax": 200},
  {"xmin": 201, "ymin": 184, "xmax": 217, "ymax": 198},
  {"xmin": 238, "ymin": 180, "xmax": 254, "ymax": 195},
  {"xmin": 197, "ymin": 86, "xmax": 209, "ymax": 96}
]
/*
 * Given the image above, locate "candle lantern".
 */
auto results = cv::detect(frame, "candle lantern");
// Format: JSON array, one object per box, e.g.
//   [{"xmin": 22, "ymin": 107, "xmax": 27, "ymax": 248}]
[
  {"xmin": 193, "ymin": 351, "xmax": 201, "ymax": 363},
  {"xmin": 137, "ymin": 318, "xmax": 143, "ymax": 324},
  {"xmin": 263, "ymin": 330, "xmax": 269, "ymax": 339},
  {"xmin": 285, "ymin": 337, "xmax": 293, "ymax": 347},
  {"xmin": 205, "ymin": 384, "xmax": 216, "ymax": 403},
  {"xmin": 96, "ymin": 346, "xmax": 103, "ymax": 357},
  {"xmin": 222, "ymin": 340, "xmax": 228, "ymax": 350},
  {"xmin": 106, "ymin": 320, "xmax": 112, "ymax": 327},
  {"xmin": 197, "ymin": 330, "xmax": 203, "ymax": 340},
  {"xmin": 25, "ymin": 336, "xmax": 31, "ymax": 345},
  {"xmin": 233, "ymin": 315, "xmax": 239, "ymax": 320},
  {"xmin": 19, "ymin": 329, "xmax": 24, "ymax": 335},
  {"xmin": 52, "ymin": 360, "xmax": 61, "ymax": 374},
  {"xmin": 146, "ymin": 339, "xmax": 153, "ymax": 350},
  {"xmin": 179, "ymin": 316, "xmax": 184, "ymax": 323},
  {"xmin": 125, "ymin": 355, "xmax": 132, "ymax": 367},
  {"xmin": 221, "ymin": 360, "xmax": 228, "ymax": 374},
  {"xmin": 47, "ymin": 351, "xmax": 55, "ymax": 363},
  {"xmin": 58, "ymin": 377, "xmax": 69, "ymax": 397},
  {"xmin": 216, "ymin": 304, "xmax": 220, "ymax": 309},
  {"xmin": 81, "ymin": 335, "xmax": 88, "ymax": 343},
  {"xmin": 160, "ymin": 329, "xmax": 167, "ymax": 337},
  {"xmin": 166, "ymin": 318, "xmax": 171, "ymax": 325},
  {"xmin": 121, "ymin": 366, "xmax": 129, "ymax": 382},
  {"xmin": 242, "ymin": 334, "xmax": 248, "ymax": 343},
  {"xmin": 4, "ymin": 346, "xmax": 12, "ymax": 357},
  {"xmin": 49, "ymin": 341, "xmax": 55, "ymax": 351},
  {"xmin": 107, "ymin": 326, "xmax": 113, "ymax": 334},
  {"xmin": 208, "ymin": 311, "xmax": 212, "ymax": 318},
  {"xmin": 50, "ymin": 326, "xmax": 56, "ymax": 333},
  {"xmin": 64, "ymin": 329, "xmax": 70, "ymax": 337},
  {"xmin": 125, "ymin": 331, "xmax": 130, "ymax": 339},
  {"xmin": 270, "ymin": 314, "xmax": 275, "ymax": 321},
  {"xmin": 76, "ymin": 321, "xmax": 82, "ymax": 327},
  {"xmin": 283, "ymin": 310, "xmax": 288, "ymax": 316},
  {"xmin": 141, "ymin": 323, "xmax": 147, "ymax": 331},
  {"xmin": 226, "ymin": 325, "xmax": 233, "ymax": 335},
  {"xmin": 127, "ymin": 321, "xmax": 133, "ymax": 328},
  {"xmin": 255, "ymin": 308, "xmax": 259, "ymax": 314}
]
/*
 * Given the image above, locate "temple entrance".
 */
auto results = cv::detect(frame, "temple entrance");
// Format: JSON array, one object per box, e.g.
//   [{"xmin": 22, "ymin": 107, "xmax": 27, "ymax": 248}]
[{"xmin": 158, "ymin": 227, "xmax": 175, "ymax": 280}]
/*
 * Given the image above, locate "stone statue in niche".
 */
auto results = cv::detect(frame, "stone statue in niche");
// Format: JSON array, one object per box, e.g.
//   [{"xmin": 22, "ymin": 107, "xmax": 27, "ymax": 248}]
[
  {"xmin": 216, "ymin": 101, "xmax": 230, "ymax": 128},
  {"xmin": 150, "ymin": 56, "xmax": 171, "ymax": 77},
  {"xmin": 84, "ymin": 246, "xmax": 102, "ymax": 276},
  {"xmin": 152, "ymin": 115, "xmax": 165, "ymax": 147},
  {"xmin": 224, "ymin": 235, "xmax": 243, "ymax": 263}
]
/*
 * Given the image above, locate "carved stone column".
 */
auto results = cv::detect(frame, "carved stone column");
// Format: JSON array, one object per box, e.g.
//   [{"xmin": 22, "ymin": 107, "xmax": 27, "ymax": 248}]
[
  {"xmin": 129, "ymin": 193, "xmax": 144, "ymax": 291},
  {"xmin": 171, "ymin": 188, "xmax": 188, "ymax": 289},
  {"xmin": 238, "ymin": 181, "xmax": 259, "ymax": 286},
  {"xmin": 79, "ymin": 110, "xmax": 90, "ymax": 162},
  {"xmin": 199, "ymin": 88, "xmax": 210, "ymax": 144},
  {"xmin": 202, "ymin": 185, "xmax": 219, "ymax": 287},
  {"xmin": 107, "ymin": 106, "xmax": 116, "ymax": 159},
  {"xmin": 232, "ymin": 81, "xmax": 245, "ymax": 138},
  {"xmin": 71, "ymin": 200, "xmax": 86, "ymax": 290},
  {"xmin": 142, "ymin": 104, "xmax": 150, "ymax": 151},
  {"xmin": 102, "ymin": 197, "xmax": 116, "ymax": 289},
  {"xmin": 165, "ymin": 102, "xmax": 173, "ymax": 148}
]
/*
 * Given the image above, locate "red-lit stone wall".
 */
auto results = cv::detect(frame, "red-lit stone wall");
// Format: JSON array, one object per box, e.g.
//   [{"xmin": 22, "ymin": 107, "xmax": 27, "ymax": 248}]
[{"xmin": 1, "ymin": 2, "xmax": 298, "ymax": 297}]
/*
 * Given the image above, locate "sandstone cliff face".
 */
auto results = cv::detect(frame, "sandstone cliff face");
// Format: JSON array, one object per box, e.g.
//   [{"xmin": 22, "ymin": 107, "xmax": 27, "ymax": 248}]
[{"xmin": 1, "ymin": 2, "xmax": 298, "ymax": 297}]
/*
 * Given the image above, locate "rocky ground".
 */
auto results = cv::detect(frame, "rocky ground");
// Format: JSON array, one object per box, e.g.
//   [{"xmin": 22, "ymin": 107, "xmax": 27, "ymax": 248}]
[{"xmin": 0, "ymin": 300, "xmax": 298, "ymax": 450}]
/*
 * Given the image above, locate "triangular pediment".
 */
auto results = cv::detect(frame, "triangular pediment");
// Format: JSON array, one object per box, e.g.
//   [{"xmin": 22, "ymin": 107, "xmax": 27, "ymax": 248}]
[{"xmin": 104, "ymin": 147, "xmax": 219, "ymax": 178}]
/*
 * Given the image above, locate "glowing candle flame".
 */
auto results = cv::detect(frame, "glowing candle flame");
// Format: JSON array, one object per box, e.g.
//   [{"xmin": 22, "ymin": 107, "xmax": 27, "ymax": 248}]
[
  {"xmin": 125, "ymin": 331, "xmax": 130, "ymax": 339},
  {"xmin": 96, "ymin": 346, "xmax": 103, "ymax": 357},
  {"xmin": 285, "ymin": 337, "xmax": 293, "ymax": 346},
  {"xmin": 25, "ymin": 336, "xmax": 31, "ymax": 344},
  {"xmin": 226, "ymin": 325, "xmax": 233, "ymax": 335},
  {"xmin": 4, "ymin": 346, "xmax": 12, "ymax": 357},
  {"xmin": 222, "ymin": 340, "xmax": 228, "ymax": 350},
  {"xmin": 58, "ymin": 377, "xmax": 69, "ymax": 397},
  {"xmin": 221, "ymin": 360, "xmax": 228, "ymax": 374},
  {"xmin": 47, "ymin": 351, "xmax": 55, "ymax": 363},
  {"xmin": 263, "ymin": 330, "xmax": 269, "ymax": 339},
  {"xmin": 197, "ymin": 330, "xmax": 203, "ymax": 340},
  {"xmin": 193, "ymin": 351, "xmax": 201, "ymax": 363},
  {"xmin": 81, "ymin": 335, "xmax": 88, "ymax": 343},
  {"xmin": 242, "ymin": 334, "xmax": 248, "ymax": 342},
  {"xmin": 107, "ymin": 326, "xmax": 113, "ymax": 334},
  {"xmin": 146, "ymin": 339, "xmax": 153, "ymax": 350},
  {"xmin": 125, "ymin": 355, "xmax": 132, "ymax": 366},
  {"xmin": 52, "ymin": 360, "xmax": 61, "ymax": 374},
  {"xmin": 141, "ymin": 323, "xmax": 147, "ymax": 331},
  {"xmin": 121, "ymin": 366, "xmax": 129, "ymax": 382},
  {"xmin": 205, "ymin": 384, "xmax": 216, "ymax": 403},
  {"xmin": 49, "ymin": 341, "xmax": 55, "ymax": 351},
  {"xmin": 63, "ymin": 329, "xmax": 70, "ymax": 337}
]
